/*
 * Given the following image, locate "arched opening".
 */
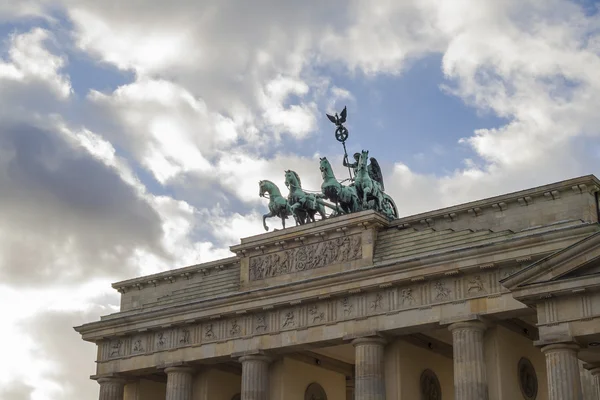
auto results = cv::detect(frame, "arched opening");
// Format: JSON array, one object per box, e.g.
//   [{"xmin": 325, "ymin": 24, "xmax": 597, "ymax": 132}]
[
  {"xmin": 304, "ymin": 382, "xmax": 328, "ymax": 400},
  {"xmin": 420, "ymin": 369, "xmax": 442, "ymax": 400}
]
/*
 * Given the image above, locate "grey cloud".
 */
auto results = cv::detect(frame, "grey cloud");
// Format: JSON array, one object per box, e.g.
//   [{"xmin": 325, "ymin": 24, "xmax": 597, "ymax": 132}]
[
  {"xmin": 0, "ymin": 381, "xmax": 35, "ymax": 400},
  {"xmin": 18, "ymin": 299, "xmax": 117, "ymax": 400},
  {"xmin": 0, "ymin": 122, "xmax": 166, "ymax": 286}
]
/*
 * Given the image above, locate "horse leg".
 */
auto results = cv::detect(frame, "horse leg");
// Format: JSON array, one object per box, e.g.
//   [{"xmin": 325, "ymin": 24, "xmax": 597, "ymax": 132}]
[
  {"xmin": 281, "ymin": 216, "xmax": 286, "ymax": 229},
  {"xmin": 318, "ymin": 203, "xmax": 326, "ymax": 220},
  {"xmin": 263, "ymin": 212, "xmax": 274, "ymax": 231}
]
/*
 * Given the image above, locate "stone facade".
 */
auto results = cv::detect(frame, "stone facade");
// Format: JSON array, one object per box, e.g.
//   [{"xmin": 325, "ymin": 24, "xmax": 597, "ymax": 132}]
[{"xmin": 75, "ymin": 175, "xmax": 600, "ymax": 399}]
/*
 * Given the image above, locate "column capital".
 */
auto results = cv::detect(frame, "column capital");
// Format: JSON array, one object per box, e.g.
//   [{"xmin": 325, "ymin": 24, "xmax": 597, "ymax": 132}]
[
  {"xmin": 96, "ymin": 376, "xmax": 126, "ymax": 385},
  {"xmin": 351, "ymin": 336, "xmax": 387, "ymax": 347},
  {"xmin": 587, "ymin": 366, "xmax": 600, "ymax": 376},
  {"xmin": 164, "ymin": 366, "xmax": 195, "ymax": 375},
  {"xmin": 540, "ymin": 342, "xmax": 580, "ymax": 354},
  {"xmin": 448, "ymin": 320, "xmax": 487, "ymax": 332},
  {"xmin": 239, "ymin": 354, "xmax": 271, "ymax": 364}
]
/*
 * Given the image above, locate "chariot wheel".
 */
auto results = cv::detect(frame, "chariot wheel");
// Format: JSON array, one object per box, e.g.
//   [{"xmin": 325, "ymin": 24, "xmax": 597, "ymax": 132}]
[{"xmin": 381, "ymin": 193, "xmax": 398, "ymax": 219}]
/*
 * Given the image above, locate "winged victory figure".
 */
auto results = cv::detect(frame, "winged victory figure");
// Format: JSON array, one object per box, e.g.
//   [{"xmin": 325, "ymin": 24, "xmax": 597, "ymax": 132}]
[{"xmin": 368, "ymin": 157, "xmax": 385, "ymax": 191}]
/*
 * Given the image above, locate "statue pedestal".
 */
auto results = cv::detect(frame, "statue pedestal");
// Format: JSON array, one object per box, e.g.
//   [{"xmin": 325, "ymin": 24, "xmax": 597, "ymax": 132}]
[{"xmin": 230, "ymin": 210, "xmax": 390, "ymax": 289}]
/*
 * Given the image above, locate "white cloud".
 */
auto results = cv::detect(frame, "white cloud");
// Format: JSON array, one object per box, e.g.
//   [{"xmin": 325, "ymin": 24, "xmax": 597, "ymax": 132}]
[{"xmin": 0, "ymin": 28, "xmax": 72, "ymax": 99}]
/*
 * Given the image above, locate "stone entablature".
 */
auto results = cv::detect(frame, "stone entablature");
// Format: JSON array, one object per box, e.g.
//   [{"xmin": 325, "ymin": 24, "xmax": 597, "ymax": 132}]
[
  {"xmin": 78, "ymin": 224, "xmax": 598, "ymax": 376},
  {"xmin": 391, "ymin": 175, "xmax": 600, "ymax": 233},
  {"xmin": 81, "ymin": 221, "xmax": 597, "ymax": 330},
  {"xmin": 97, "ymin": 263, "xmax": 523, "ymax": 368}
]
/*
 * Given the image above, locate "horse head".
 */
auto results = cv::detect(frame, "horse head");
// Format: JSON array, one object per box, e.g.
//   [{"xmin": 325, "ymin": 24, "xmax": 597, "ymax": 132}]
[
  {"xmin": 259, "ymin": 180, "xmax": 266, "ymax": 197},
  {"xmin": 285, "ymin": 170, "xmax": 301, "ymax": 189},
  {"xmin": 358, "ymin": 150, "xmax": 369, "ymax": 170}
]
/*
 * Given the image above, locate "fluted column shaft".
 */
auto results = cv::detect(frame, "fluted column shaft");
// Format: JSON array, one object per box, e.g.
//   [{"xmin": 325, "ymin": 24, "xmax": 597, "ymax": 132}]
[
  {"xmin": 541, "ymin": 344, "xmax": 582, "ymax": 400},
  {"xmin": 591, "ymin": 368, "xmax": 600, "ymax": 399},
  {"xmin": 240, "ymin": 355, "xmax": 270, "ymax": 400},
  {"xmin": 352, "ymin": 337, "xmax": 386, "ymax": 400},
  {"xmin": 98, "ymin": 377, "xmax": 125, "ymax": 400},
  {"xmin": 449, "ymin": 321, "xmax": 488, "ymax": 400},
  {"xmin": 165, "ymin": 366, "xmax": 194, "ymax": 400}
]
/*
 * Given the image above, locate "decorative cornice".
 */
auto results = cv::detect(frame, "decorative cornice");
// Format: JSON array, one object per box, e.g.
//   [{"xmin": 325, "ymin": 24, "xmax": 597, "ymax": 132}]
[{"xmin": 390, "ymin": 174, "xmax": 600, "ymax": 229}]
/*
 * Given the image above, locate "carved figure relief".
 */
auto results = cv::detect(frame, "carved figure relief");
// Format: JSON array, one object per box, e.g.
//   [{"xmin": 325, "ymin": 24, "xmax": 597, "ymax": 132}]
[
  {"xmin": 132, "ymin": 338, "xmax": 144, "ymax": 352},
  {"xmin": 370, "ymin": 293, "xmax": 383, "ymax": 311},
  {"xmin": 467, "ymin": 276, "xmax": 485, "ymax": 293},
  {"xmin": 230, "ymin": 319, "xmax": 241, "ymax": 336},
  {"xmin": 249, "ymin": 235, "xmax": 362, "ymax": 280},
  {"xmin": 341, "ymin": 297, "xmax": 353, "ymax": 316},
  {"xmin": 179, "ymin": 329, "xmax": 190, "ymax": 345},
  {"xmin": 518, "ymin": 357, "xmax": 538, "ymax": 400},
  {"xmin": 204, "ymin": 323, "xmax": 215, "ymax": 339},
  {"xmin": 309, "ymin": 305, "xmax": 325, "ymax": 323},
  {"xmin": 400, "ymin": 288, "xmax": 415, "ymax": 305},
  {"xmin": 282, "ymin": 311, "xmax": 295, "ymax": 328},
  {"xmin": 156, "ymin": 332, "xmax": 167, "ymax": 348},
  {"xmin": 304, "ymin": 382, "xmax": 328, "ymax": 400},
  {"xmin": 434, "ymin": 281, "xmax": 451, "ymax": 301},
  {"xmin": 255, "ymin": 315, "xmax": 267, "ymax": 332},
  {"xmin": 420, "ymin": 369, "xmax": 442, "ymax": 400},
  {"xmin": 110, "ymin": 340, "xmax": 123, "ymax": 357}
]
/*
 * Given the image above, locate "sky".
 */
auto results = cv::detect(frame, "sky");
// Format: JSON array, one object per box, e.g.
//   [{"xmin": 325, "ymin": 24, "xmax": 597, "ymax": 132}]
[{"xmin": 1, "ymin": 0, "xmax": 600, "ymax": 398}]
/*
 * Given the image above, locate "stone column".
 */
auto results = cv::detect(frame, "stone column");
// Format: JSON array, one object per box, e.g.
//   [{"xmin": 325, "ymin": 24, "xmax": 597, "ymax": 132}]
[
  {"xmin": 352, "ymin": 337, "xmax": 386, "ymax": 400},
  {"xmin": 97, "ymin": 377, "xmax": 125, "ymax": 400},
  {"xmin": 165, "ymin": 366, "xmax": 194, "ymax": 400},
  {"xmin": 240, "ymin": 355, "xmax": 270, "ymax": 400},
  {"xmin": 540, "ymin": 343, "xmax": 582, "ymax": 400},
  {"xmin": 448, "ymin": 321, "xmax": 488, "ymax": 400},
  {"xmin": 591, "ymin": 367, "xmax": 600, "ymax": 399}
]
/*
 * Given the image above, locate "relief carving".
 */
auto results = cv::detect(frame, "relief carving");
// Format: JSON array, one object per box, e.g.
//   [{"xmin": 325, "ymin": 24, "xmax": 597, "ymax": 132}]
[
  {"xmin": 179, "ymin": 329, "xmax": 190, "ymax": 345},
  {"xmin": 341, "ymin": 297, "xmax": 353, "ymax": 316},
  {"xmin": 434, "ymin": 281, "xmax": 451, "ymax": 301},
  {"xmin": 132, "ymin": 337, "xmax": 144, "ymax": 353},
  {"xmin": 399, "ymin": 288, "xmax": 415, "ymax": 305},
  {"xmin": 110, "ymin": 339, "xmax": 123, "ymax": 357},
  {"xmin": 255, "ymin": 315, "xmax": 267, "ymax": 332},
  {"xmin": 249, "ymin": 235, "xmax": 362, "ymax": 280},
  {"xmin": 103, "ymin": 267, "xmax": 513, "ymax": 360},
  {"xmin": 308, "ymin": 305, "xmax": 325, "ymax": 323},
  {"xmin": 282, "ymin": 311, "xmax": 295, "ymax": 328},
  {"xmin": 204, "ymin": 323, "xmax": 215, "ymax": 339},
  {"xmin": 230, "ymin": 319, "xmax": 241, "ymax": 336},
  {"xmin": 370, "ymin": 293, "xmax": 383, "ymax": 311},
  {"xmin": 156, "ymin": 332, "xmax": 168, "ymax": 348},
  {"xmin": 467, "ymin": 276, "xmax": 485, "ymax": 293}
]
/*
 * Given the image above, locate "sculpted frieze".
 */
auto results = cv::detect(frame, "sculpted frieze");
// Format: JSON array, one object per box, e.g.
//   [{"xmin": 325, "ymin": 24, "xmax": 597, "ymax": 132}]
[
  {"xmin": 249, "ymin": 235, "xmax": 362, "ymax": 281},
  {"xmin": 99, "ymin": 269, "xmax": 512, "ymax": 362}
]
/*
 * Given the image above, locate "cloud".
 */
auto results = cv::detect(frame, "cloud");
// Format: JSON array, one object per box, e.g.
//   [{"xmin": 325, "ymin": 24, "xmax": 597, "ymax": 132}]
[
  {"xmin": 16, "ymin": 300, "xmax": 114, "ymax": 399},
  {"xmin": 0, "ymin": 381, "xmax": 35, "ymax": 400},
  {"xmin": 0, "ymin": 121, "xmax": 166, "ymax": 286},
  {"xmin": 0, "ymin": 28, "xmax": 72, "ymax": 99}
]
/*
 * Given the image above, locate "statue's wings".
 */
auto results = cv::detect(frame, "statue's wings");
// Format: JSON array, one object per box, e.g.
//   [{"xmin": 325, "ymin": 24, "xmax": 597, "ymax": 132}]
[
  {"xmin": 326, "ymin": 114, "xmax": 337, "ymax": 124},
  {"xmin": 339, "ymin": 106, "xmax": 347, "ymax": 123},
  {"xmin": 368, "ymin": 157, "xmax": 385, "ymax": 192}
]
